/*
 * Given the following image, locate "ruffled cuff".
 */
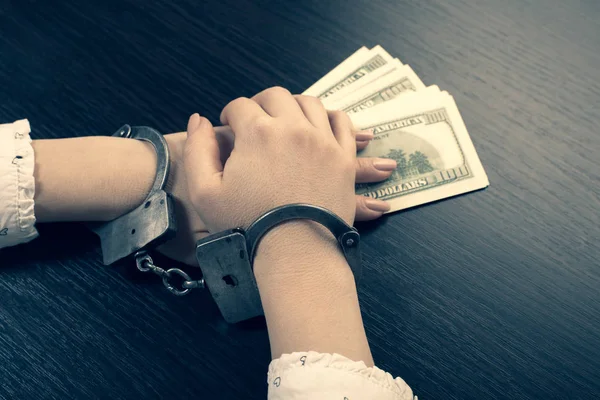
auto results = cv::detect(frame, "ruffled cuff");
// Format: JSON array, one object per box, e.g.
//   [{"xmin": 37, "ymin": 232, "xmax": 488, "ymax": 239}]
[
  {"xmin": 268, "ymin": 351, "xmax": 417, "ymax": 399},
  {"xmin": 0, "ymin": 119, "xmax": 38, "ymax": 249}
]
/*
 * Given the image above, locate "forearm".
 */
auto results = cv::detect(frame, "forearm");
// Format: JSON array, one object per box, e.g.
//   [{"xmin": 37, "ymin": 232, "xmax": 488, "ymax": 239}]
[
  {"xmin": 32, "ymin": 127, "xmax": 233, "ymax": 223},
  {"xmin": 254, "ymin": 221, "xmax": 374, "ymax": 366},
  {"xmin": 33, "ymin": 136, "xmax": 157, "ymax": 222}
]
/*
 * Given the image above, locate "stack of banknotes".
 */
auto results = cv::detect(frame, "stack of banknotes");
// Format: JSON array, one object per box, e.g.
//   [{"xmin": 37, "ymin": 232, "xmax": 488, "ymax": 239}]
[{"xmin": 304, "ymin": 45, "xmax": 489, "ymax": 213}]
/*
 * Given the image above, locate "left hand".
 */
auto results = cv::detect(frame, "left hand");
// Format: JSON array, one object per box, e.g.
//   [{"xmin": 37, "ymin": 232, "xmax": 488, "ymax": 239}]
[{"xmin": 156, "ymin": 124, "xmax": 396, "ymax": 266}]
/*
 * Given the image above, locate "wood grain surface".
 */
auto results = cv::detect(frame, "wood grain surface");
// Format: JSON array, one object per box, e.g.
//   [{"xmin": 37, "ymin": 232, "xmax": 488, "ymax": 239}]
[{"xmin": 1, "ymin": 0, "xmax": 599, "ymax": 399}]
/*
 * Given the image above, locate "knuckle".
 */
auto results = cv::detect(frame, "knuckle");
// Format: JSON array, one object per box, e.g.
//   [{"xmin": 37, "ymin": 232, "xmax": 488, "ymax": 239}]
[
  {"xmin": 331, "ymin": 110, "xmax": 353, "ymax": 128},
  {"xmin": 330, "ymin": 110, "xmax": 347, "ymax": 121},
  {"xmin": 355, "ymin": 157, "xmax": 368, "ymax": 171},
  {"xmin": 265, "ymin": 86, "xmax": 291, "ymax": 97},
  {"xmin": 226, "ymin": 97, "xmax": 250, "ymax": 110},
  {"xmin": 354, "ymin": 195, "xmax": 371, "ymax": 221},
  {"xmin": 297, "ymin": 94, "xmax": 322, "ymax": 106},
  {"xmin": 349, "ymin": 125, "xmax": 357, "ymax": 139},
  {"xmin": 355, "ymin": 193, "xmax": 369, "ymax": 208},
  {"xmin": 221, "ymin": 97, "xmax": 249, "ymax": 120}
]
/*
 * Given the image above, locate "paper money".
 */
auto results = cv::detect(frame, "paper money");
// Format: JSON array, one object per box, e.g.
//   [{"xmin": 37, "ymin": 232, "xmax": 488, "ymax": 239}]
[
  {"xmin": 350, "ymin": 92, "xmax": 488, "ymax": 212},
  {"xmin": 307, "ymin": 46, "xmax": 489, "ymax": 212},
  {"xmin": 303, "ymin": 45, "xmax": 399, "ymax": 100},
  {"xmin": 324, "ymin": 65, "xmax": 425, "ymax": 113},
  {"xmin": 319, "ymin": 59, "xmax": 404, "ymax": 109}
]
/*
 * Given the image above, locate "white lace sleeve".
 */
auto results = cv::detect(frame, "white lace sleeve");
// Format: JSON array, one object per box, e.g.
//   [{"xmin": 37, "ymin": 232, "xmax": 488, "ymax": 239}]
[
  {"xmin": 267, "ymin": 352, "xmax": 417, "ymax": 400},
  {"xmin": 0, "ymin": 119, "xmax": 38, "ymax": 249}
]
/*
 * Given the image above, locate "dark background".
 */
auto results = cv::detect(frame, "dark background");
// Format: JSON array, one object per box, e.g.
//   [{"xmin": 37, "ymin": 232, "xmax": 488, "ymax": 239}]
[{"xmin": 1, "ymin": 0, "xmax": 599, "ymax": 399}]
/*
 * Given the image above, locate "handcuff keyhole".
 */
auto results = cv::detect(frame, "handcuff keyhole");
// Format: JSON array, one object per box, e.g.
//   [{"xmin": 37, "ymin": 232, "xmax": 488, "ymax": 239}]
[
  {"xmin": 131, "ymin": 229, "xmax": 136, "ymax": 235},
  {"xmin": 145, "ymin": 201, "xmax": 151, "ymax": 208},
  {"xmin": 222, "ymin": 275, "xmax": 238, "ymax": 287}
]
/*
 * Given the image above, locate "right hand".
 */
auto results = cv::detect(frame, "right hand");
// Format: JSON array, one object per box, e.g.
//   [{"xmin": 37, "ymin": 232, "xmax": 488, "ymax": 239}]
[
  {"xmin": 183, "ymin": 87, "xmax": 377, "ymax": 233},
  {"xmin": 184, "ymin": 88, "xmax": 378, "ymax": 363}
]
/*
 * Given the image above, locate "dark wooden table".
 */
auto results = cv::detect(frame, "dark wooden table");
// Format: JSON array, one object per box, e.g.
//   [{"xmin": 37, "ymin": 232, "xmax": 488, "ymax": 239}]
[{"xmin": 1, "ymin": 0, "xmax": 599, "ymax": 399}]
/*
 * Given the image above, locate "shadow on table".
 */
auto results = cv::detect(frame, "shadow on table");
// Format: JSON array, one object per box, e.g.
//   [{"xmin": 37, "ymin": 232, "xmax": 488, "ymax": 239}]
[{"xmin": 0, "ymin": 221, "xmax": 268, "ymax": 329}]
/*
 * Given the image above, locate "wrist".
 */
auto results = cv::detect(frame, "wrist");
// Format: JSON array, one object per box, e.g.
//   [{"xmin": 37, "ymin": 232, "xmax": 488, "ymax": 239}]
[
  {"xmin": 253, "ymin": 220, "xmax": 356, "ymax": 292},
  {"xmin": 252, "ymin": 220, "xmax": 368, "ymax": 363}
]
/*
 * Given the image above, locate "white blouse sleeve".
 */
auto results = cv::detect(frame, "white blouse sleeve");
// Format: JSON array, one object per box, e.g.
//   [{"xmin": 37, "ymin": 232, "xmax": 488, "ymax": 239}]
[
  {"xmin": 267, "ymin": 352, "xmax": 417, "ymax": 400},
  {"xmin": 0, "ymin": 119, "xmax": 38, "ymax": 249}
]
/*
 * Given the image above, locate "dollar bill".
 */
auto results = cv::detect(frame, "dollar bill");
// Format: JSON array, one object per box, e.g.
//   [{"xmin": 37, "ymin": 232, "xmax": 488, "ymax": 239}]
[
  {"xmin": 319, "ymin": 59, "xmax": 404, "ymax": 108},
  {"xmin": 303, "ymin": 45, "xmax": 398, "ymax": 100},
  {"xmin": 324, "ymin": 65, "xmax": 426, "ymax": 113},
  {"xmin": 305, "ymin": 45, "xmax": 489, "ymax": 212},
  {"xmin": 349, "ymin": 92, "xmax": 489, "ymax": 212}
]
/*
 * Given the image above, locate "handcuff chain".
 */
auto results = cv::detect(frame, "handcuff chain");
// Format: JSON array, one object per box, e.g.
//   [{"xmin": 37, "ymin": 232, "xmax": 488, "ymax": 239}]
[{"xmin": 134, "ymin": 251, "xmax": 205, "ymax": 296}]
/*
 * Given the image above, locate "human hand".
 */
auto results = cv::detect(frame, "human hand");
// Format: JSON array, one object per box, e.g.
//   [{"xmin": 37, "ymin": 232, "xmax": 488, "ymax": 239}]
[
  {"xmin": 154, "ymin": 132, "xmax": 208, "ymax": 265},
  {"xmin": 183, "ymin": 87, "xmax": 378, "ymax": 234},
  {"xmin": 141, "ymin": 119, "xmax": 396, "ymax": 266},
  {"xmin": 207, "ymin": 123, "xmax": 396, "ymax": 221},
  {"xmin": 183, "ymin": 88, "xmax": 379, "ymax": 362}
]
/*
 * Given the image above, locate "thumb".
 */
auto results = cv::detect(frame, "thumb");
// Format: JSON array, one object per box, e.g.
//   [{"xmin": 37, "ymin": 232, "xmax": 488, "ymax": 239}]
[{"xmin": 184, "ymin": 113, "xmax": 223, "ymax": 193}]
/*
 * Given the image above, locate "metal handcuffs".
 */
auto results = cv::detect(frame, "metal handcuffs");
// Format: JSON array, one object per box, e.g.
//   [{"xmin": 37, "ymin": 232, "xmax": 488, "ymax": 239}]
[{"xmin": 92, "ymin": 125, "xmax": 362, "ymax": 323}]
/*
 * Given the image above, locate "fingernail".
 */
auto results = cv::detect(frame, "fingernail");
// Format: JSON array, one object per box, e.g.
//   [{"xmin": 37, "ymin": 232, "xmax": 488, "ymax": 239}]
[
  {"xmin": 373, "ymin": 158, "xmax": 397, "ymax": 171},
  {"xmin": 187, "ymin": 113, "xmax": 201, "ymax": 133},
  {"xmin": 355, "ymin": 129, "xmax": 374, "ymax": 141},
  {"xmin": 366, "ymin": 198, "xmax": 391, "ymax": 212}
]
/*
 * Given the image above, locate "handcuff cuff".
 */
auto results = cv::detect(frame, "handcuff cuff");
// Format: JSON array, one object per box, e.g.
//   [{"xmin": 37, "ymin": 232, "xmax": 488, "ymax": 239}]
[{"xmin": 91, "ymin": 125, "xmax": 362, "ymax": 323}]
